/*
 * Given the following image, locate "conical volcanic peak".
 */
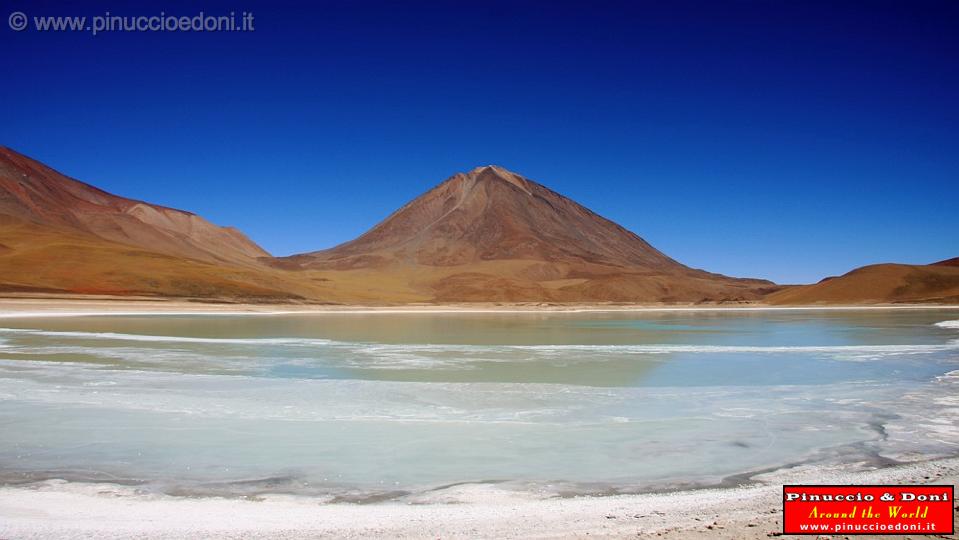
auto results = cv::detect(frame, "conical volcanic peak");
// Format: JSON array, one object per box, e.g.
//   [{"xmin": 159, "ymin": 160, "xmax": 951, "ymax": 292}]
[
  {"xmin": 289, "ymin": 165, "xmax": 672, "ymax": 269},
  {"xmin": 291, "ymin": 165, "xmax": 688, "ymax": 271},
  {"xmin": 279, "ymin": 165, "xmax": 774, "ymax": 302},
  {"xmin": 466, "ymin": 165, "xmax": 533, "ymax": 195}
]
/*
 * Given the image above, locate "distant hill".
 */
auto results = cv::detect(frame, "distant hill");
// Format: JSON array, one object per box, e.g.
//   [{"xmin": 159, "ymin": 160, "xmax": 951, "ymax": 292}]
[
  {"xmin": 0, "ymin": 147, "xmax": 306, "ymax": 300},
  {"xmin": 0, "ymin": 146, "xmax": 267, "ymax": 265},
  {"xmin": 932, "ymin": 257, "xmax": 959, "ymax": 267},
  {"xmin": 767, "ymin": 260, "xmax": 959, "ymax": 305},
  {"xmin": 279, "ymin": 165, "xmax": 775, "ymax": 303}
]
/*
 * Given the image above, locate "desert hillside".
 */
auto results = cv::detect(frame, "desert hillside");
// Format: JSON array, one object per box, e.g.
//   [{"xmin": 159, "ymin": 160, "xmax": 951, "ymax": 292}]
[
  {"xmin": 0, "ymin": 147, "xmax": 316, "ymax": 300},
  {"xmin": 0, "ymin": 146, "xmax": 267, "ymax": 266},
  {"xmin": 767, "ymin": 258, "xmax": 959, "ymax": 305}
]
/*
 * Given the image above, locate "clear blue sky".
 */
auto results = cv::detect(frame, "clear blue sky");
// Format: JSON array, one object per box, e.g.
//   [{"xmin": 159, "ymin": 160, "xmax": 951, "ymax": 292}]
[{"xmin": 1, "ymin": 0, "xmax": 956, "ymax": 284}]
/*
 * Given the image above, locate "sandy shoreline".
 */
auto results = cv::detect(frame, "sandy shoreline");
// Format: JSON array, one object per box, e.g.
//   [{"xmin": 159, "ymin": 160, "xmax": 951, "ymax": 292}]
[
  {"xmin": 1, "ymin": 296, "xmax": 959, "ymax": 317},
  {"xmin": 0, "ymin": 458, "xmax": 956, "ymax": 539}
]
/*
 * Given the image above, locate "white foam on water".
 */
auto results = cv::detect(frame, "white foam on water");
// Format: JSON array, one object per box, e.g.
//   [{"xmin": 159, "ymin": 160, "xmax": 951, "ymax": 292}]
[
  {"xmin": 934, "ymin": 319, "xmax": 959, "ymax": 329},
  {"xmin": 935, "ymin": 369, "xmax": 959, "ymax": 382},
  {"xmin": 1, "ymin": 327, "xmax": 956, "ymax": 358},
  {"xmin": 0, "ymin": 361, "xmax": 657, "ymax": 423},
  {"xmin": 510, "ymin": 343, "xmax": 959, "ymax": 355},
  {"xmin": 1, "ymin": 305, "xmax": 958, "ymax": 320},
  {"xmin": 0, "ymin": 328, "xmax": 332, "ymax": 346}
]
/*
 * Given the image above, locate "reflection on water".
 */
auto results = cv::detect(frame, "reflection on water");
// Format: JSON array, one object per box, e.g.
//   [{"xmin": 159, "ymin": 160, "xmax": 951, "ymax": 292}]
[{"xmin": 0, "ymin": 309, "xmax": 957, "ymax": 498}]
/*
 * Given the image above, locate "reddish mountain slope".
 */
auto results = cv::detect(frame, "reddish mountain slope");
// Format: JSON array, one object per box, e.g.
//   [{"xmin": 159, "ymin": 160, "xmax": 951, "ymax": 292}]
[
  {"xmin": 294, "ymin": 166, "xmax": 680, "ymax": 269},
  {"xmin": 290, "ymin": 166, "xmax": 679, "ymax": 269},
  {"xmin": 282, "ymin": 165, "xmax": 776, "ymax": 303},
  {"xmin": 0, "ymin": 146, "xmax": 267, "ymax": 265},
  {"xmin": 0, "ymin": 147, "xmax": 316, "ymax": 300},
  {"xmin": 932, "ymin": 257, "xmax": 959, "ymax": 267}
]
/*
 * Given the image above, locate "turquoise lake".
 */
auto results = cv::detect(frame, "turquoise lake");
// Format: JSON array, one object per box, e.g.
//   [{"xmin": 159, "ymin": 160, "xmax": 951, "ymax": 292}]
[{"xmin": 0, "ymin": 309, "xmax": 957, "ymax": 499}]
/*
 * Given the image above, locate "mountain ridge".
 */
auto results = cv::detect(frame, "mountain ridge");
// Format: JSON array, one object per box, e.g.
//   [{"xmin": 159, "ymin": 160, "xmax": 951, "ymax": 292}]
[
  {"xmin": 1, "ymin": 146, "xmax": 953, "ymax": 304},
  {"xmin": 0, "ymin": 146, "xmax": 268, "ymax": 266}
]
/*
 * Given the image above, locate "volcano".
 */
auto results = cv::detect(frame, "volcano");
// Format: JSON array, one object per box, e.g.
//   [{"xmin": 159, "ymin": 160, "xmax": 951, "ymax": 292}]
[{"xmin": 281, "ymin": 165, "xmax": 775, "ymax": 303}]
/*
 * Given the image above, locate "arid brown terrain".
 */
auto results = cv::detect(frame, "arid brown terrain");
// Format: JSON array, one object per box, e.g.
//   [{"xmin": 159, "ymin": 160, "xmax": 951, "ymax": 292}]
[
  {"xmin": 0, "ymin": 147, "xmax": 266, "ymax": 265},
  {"xmin": 767, "ymin": 257, "xmax": 959, "ymax": 305},
  {"xmin": 0, "ymin": 147, "xmax": 313, "ymax": 300},
  {"xmin": 0, "ymin": 146, "xmax": 954, "ymax": 304}
]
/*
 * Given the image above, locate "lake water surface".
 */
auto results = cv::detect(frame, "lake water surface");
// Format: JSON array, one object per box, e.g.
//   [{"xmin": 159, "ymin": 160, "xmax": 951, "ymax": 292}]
[{"xmin": 1, "ymin": 309, "xmax": 957, "ymax": 499}]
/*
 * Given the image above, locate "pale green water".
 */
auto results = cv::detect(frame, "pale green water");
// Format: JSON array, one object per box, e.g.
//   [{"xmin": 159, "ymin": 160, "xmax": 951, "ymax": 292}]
[{"xmin": 0, "ymin": 309, "xmax": 957, "ymax": 499}]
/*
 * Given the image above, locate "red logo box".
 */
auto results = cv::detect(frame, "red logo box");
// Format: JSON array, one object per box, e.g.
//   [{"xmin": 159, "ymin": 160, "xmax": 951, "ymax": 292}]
[{"xmin": 783, "ymin": 484, "xmax": 954, "ymax": 535}]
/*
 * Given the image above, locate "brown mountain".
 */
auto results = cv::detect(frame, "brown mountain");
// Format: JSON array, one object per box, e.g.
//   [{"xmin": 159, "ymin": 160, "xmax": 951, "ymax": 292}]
[
  {"xmin": 280, "ymin": 165, "xmax": 776, "ymax": 303},
  {"xmin": 0, "ymin": 146, "xmax": 267, "ymax": 265},
  {"xmin": 0, "ymin": 146, "xmax": 315, "ymax": 299},
  {"xmin": 767, "ymin": 258, "xmax": 959, "ymax": 305}
]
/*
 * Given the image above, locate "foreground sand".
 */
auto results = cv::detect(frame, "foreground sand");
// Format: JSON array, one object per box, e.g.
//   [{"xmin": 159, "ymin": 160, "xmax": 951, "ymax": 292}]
[{"xmin": 0, "ymin": 458, "xmax": 956, "ymax": 539}]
